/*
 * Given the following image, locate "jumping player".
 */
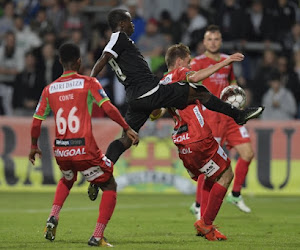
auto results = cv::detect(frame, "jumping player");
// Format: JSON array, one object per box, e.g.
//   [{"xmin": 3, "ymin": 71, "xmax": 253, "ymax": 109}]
[
  {"xmin": 190, "ymin": 25, "xmax": 255, "ymax": 215},
  {"xmin": 150, "ymin": 43, "xmax": 243, "ymax": 241},
  {"xmin": 29, "ymin": 43, "xmax": 139, "ymax": 247},
  {"xmin": 88, "ymin": 9, "xmax": 263, "ymax": 200}
]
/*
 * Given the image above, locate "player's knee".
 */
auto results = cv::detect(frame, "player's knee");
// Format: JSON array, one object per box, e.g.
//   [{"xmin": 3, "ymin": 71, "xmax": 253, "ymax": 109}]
[
  {"xmin": 119, "ymin": 136, "xmax": 133, "ymax": 149},
  {"xmin": 240, "ymin": 149, "xmax": 254, "ymax": 162}
]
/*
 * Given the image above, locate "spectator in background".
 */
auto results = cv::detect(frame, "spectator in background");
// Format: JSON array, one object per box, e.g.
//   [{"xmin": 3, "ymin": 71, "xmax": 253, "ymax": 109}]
[
  {"xmin": 30, "ymin": 7, "xmax": 55, "ymax": 38},
  {"xmin": 251, "ymin": 49, "xmax": 277, "ymax": 105},
  {"xmin": 245, "ymin": 0, "xmax": 275, "ymax": 42},
  {"xmin": 181, "ymin": 3, "xmax": 208, "ymax": 51},
  {"xmin": 137, "ymin": 18, "xmax": 170, "ymax": 72},
  {"xmin": 70, "ymin": 29, "xmax": 88, "ymax": 57},
  {"xmin": 61, "ymin": 0, "xmax": 89, "ymax": 40},
  {"xmin": 261, "ymin": 71, "xmax": 297, "ymax": 120},
  {"xmin": 40, "ymin": 42, "xmax": 62, "ymax": 85},
  {"xmin": 276, "ymin": 55, "xmax": 300, "ymax": 104},
  {"xmin": 14, "ymin": 15, "xmax": 42, "ymax": 52},
  {"xmin": 214, "ymin": 0, "xmax": 247, "ymax": 41},
  {"xmin": 14, "ymin": 51, "xmax": 44, "ymax": 115},
  {"xmin": 46, "ymin": 0, "xmax": 66, "ymax": 35},
  {"xmin": 274, "ymin": 0, "xmax": 296, "ymax": 43},
  {"xmin": 126, "ymin": 0, "xmax": 145, "ymax": 43},
  {"xmin": 0, "ymin": 31, "xmax": 24, "ymax": 115},
  {"xmin": 0, "ymin": 2, "xmax": 15, "ymax": 42},
  {"xmin": 13, "ymin": 0, "xmax": 40, "ymax": 25},
  {"xmin": 158, "ymin": 10, "xmax": 179, "ymax": 44}
]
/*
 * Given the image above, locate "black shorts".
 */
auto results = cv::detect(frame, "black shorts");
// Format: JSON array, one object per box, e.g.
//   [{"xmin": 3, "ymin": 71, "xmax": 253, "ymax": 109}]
[{"xmin": 125, "ymin": 82, "xmax": 189, "ymax": 132}]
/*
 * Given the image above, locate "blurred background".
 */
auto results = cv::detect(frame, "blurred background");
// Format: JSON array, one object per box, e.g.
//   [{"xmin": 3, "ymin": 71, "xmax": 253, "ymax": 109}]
[{"xmin": 0, "ymin": 0, "xmax": 300, "ymax": 195}]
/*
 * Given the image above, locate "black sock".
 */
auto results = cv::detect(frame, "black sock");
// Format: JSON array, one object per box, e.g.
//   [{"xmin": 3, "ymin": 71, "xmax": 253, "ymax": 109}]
[
  {"xmin": 202, "ymin": 94, "xmax": 241, "ymax": 120},
  {"xmin": 232, "ymin": 191, "xmax": 241, "ymax": 197},
  {"xmin": 195, "ymin": 202, "xmax": 200, "ymax": 208},
  {"xmin": 106, "ymin": 139, "xmax": 126, "ymax": 164}
]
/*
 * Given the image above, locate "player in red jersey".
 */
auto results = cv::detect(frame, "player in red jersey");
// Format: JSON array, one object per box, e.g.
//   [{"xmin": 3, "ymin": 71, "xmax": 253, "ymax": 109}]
[
  {"xmin": 190, "ymin": 25, "xmax": 254, "ymax": 214},
  {"xmin": 28, "ymin": 43, "xmax": 139, "ymax": 247},
  {"xmin": 151, "ymin": 44, "xmax": 248, "ymax": 241}
]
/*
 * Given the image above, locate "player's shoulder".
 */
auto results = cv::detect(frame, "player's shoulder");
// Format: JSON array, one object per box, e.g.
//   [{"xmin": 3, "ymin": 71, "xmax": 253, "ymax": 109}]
[
  {"xmin": 220, "ymin": 53, "xmax": 230, "ymax": 59},
  {"xmin": 192, "ymin": 54, "xmax": 207, "ymax": 62}
]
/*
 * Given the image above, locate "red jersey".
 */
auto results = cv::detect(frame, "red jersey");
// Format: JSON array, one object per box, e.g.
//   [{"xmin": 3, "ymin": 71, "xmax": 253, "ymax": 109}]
[
  {"xmin": 34, "ymin": 71, "xmax": 110, "ymax": 161},
  {"xmin": 160, "ymin": 67, "xmax": 214, "ymax": 145},
  {"xmin": 190, "ymin": 53, "xmax": 236, "ymax": 98}
]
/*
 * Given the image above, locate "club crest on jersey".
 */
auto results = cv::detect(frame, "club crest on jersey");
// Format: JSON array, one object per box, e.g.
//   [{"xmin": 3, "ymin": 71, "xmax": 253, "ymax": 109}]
[
  {"xmin": 98, "ymin": 89, "xmax": 108, "ymax": 98},
  {"xmin": 159, "ymin": 74, "xmax": 173, "ymax": 85}
]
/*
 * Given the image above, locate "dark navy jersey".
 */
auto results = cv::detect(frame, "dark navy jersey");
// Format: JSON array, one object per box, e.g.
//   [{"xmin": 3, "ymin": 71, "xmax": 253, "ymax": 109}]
[{"xmin": 103, "ymin": 31, "xmax": 159, "ymax": 101}]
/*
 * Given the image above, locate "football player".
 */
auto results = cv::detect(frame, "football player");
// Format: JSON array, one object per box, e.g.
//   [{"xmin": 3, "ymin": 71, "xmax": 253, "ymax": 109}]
[
  {"xmin": 190, "ymin": 25, "xmax": 255, "ymax": 214},
  {"xmin": 150, "ymin": 44, "xmax": 255, "ymax": 241},
  {"xmin": 29, "ymin": 43, "xmax": 139, "ymax": 247}
]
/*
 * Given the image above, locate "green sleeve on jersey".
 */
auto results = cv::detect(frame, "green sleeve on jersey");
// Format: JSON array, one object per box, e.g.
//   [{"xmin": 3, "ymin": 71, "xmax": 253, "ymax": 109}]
[
  {"xmin": 33, "ymin": 97, "xmax": 51, "ymax": 120},
  {"xmin": 87, "ymin": 89, "xmax": 110, "ymax": 115}
]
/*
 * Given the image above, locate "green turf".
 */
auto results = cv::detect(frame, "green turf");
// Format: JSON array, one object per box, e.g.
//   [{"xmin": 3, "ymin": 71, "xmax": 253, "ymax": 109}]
[{"xmin": 0, "ymin": 192, "xmax": 300, "ymax": 250}]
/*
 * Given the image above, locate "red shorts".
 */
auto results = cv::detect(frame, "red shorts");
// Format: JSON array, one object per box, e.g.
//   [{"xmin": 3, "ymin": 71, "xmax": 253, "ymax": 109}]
[
  {"xmin": 203, "ymin": 108, "xmax": 251, "ymax": 148},
  {"xmin": 177, "ymin": 137, "xmax": 231, "ymax": 182},
  {"xmin": 56, "ymin": 154, "xmax": 113, "ymax": 184}
]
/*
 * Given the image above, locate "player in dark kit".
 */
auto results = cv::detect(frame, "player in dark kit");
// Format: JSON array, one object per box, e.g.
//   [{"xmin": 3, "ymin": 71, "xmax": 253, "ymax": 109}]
[
  {"xmin": 88, "ymin": 9, "xmax": 264, "ymax": 200},
  {"xmin": 29, "ymin": 43, "xmax": 138, "ymax": 247}
]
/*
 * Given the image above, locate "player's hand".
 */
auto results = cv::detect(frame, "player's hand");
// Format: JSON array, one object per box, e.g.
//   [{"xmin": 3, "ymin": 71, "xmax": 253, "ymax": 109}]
[
  {"xmin": 29, "ymin": 148, "xmax": 42, "ymax": 165},
  {"xmin": 228, "ymin": 53, "xmax": 244, "ymax": 63},
  {"xmin": 125, "ymin": 127, "xmax": 139, "ymax": 146}
]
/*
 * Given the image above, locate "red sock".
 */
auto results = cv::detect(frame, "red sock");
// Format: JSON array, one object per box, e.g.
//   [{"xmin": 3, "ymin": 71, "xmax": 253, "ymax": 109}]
[
  {"xmin": 97, "ymin": 190, "xmax": 117, "ymax": 224},
  {"xmin": 200, "ymin": 179, "xmax": 214, "ymax": 217},
  {"xmin": 232, "ymin": 158, "xmax": 250, "ymax": 193},
  {"xmin": 196, "ymin": 175, "xmax": 205, "ymax": 205},
  {"xmin": 202, "ymin": 183, "xmax": 227, "ymax": 225},
  {"xmin": 93, "ymin": 190, "xmax": 116, "ymax": 238},
  {"xmin": 51, "ymin": 177, "xmax": 74, "ymax": 219}
]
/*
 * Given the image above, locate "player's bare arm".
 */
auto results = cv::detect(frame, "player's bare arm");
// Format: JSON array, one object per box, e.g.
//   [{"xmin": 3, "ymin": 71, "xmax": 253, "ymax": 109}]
[
  {"xmin": 188, "ymin": 53, "xmax": 244, "ymax": 83},
  {"xmin": 29, "ymin": 118, "xmax": 43, "ymax": 165},
  {"xmin": 90, "ymin": 52, "xmax": 113, "ymax": 77}
]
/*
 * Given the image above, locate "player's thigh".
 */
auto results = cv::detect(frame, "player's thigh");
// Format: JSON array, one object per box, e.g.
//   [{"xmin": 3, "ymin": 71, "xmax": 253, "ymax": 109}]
[
  {"xmin": 152, "ymin": 82, "xmax": 190, "ymax": 110},
  {"xmin": 56, "ymin": 160, "xmax": 78, "ymax": 182},
  {"xmin": 216, "ymin": 165, "xmax": 234, "ymax": 188},
  {"xmin": 233, "ymin": 142, "xmax": 254, "ymax": 161},
  {"xmin": 125, "ymin": 104, "xmax": 150, "ymax": 132},
  {"xmin": 224, "ymin": 117, "xmax": 251, "ymax": 149}
]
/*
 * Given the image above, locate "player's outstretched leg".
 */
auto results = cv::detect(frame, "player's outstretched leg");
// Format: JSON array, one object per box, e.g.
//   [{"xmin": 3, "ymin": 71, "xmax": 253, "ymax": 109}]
[
  {"xmin": 88, "ymin": 177, "xmax": 117, "ymax": 247},
  {"xmin": 44, "ymin": 177, "xmax": 74, "ymax": 241},
  {"xmin": 235, "ymin": 106, "xmax": 264, "ymax": 125}
]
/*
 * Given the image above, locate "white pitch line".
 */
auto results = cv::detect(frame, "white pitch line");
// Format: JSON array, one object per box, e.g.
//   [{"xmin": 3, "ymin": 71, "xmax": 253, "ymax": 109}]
[{"xmin": 0, "ymin": 202, "xmax": 189, "ymax": 214}]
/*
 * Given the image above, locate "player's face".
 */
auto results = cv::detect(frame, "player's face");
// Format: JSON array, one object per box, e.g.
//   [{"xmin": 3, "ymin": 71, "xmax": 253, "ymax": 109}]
[
  {"xmin": 181, "ymin": 55, "xmax": 191, "ymax": 69},
  {"xmin": 122, "ymin": 12, "xmax": 134, "ymax": 36},
  {"xmin": 203, "ymin": 31, "xmax": 222, "ymax": 54}
]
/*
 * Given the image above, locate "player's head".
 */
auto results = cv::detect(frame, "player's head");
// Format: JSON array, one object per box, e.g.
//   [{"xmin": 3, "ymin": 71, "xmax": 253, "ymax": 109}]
[
  {"xmin": 165, "ymin": 43, "xmax": 191, "ymax": 69},
  {"xmin": 58, "ymin": 42, "xmax": 81, "ymax": 71},
  {"xmin": 203, "ymin": 25, "xmax": 222, "ymax": 54},
  {"xmin": 108, "ymin": 9, "xmax": 134, "ymax": 35}
]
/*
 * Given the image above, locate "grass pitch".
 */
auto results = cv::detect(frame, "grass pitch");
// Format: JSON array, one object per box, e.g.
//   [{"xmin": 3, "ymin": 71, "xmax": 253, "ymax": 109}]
[{"xmin": 0, "ymin": 192, "xmax": 300, "ymax": 250}]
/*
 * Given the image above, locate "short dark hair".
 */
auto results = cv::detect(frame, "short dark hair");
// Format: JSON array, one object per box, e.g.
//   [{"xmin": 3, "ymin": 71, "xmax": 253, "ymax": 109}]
[
  {"xmin": 206, "ymin": 24, "xmax": 221, "ymax": 33},
  {"xmin": 165, "ymin": 43, "xmax": 190, "ymax": 68},
  {"xmin": 107, "ymin": 9, "xmax": 129, "ymax": 31},
  {"xmin": 58, "ymin": 42, "xmax": 80, "ymax": 64}
]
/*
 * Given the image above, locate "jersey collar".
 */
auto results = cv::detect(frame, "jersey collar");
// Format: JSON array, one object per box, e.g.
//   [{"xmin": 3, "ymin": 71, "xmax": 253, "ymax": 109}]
[{"xmin": 61, "ymin": 71, "xmax": 77, "ymax": 77}]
